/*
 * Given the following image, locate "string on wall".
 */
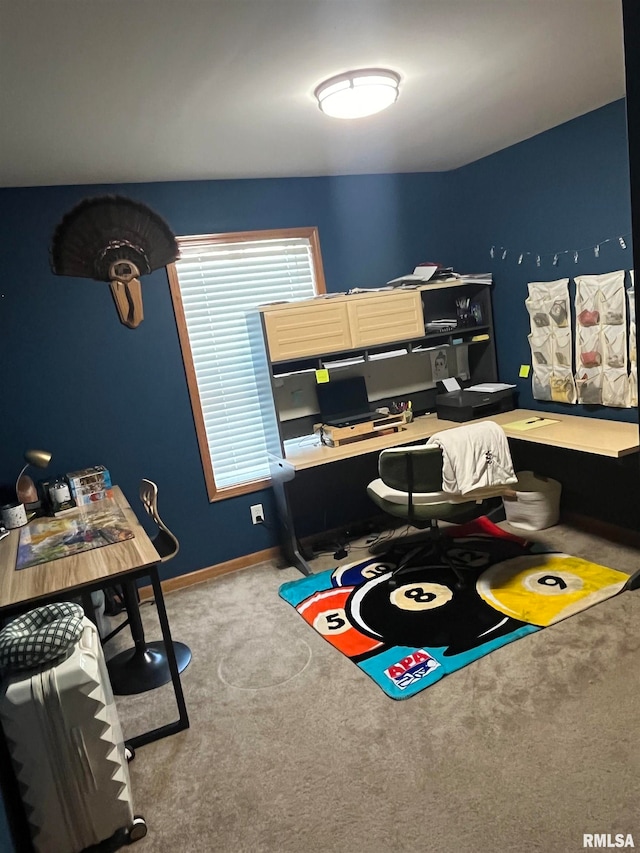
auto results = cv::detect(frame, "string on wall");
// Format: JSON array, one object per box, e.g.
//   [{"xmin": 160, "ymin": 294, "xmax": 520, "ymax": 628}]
[{"xmin": 490, "ymin": 234, "xmax": 631, "ymax": 267}]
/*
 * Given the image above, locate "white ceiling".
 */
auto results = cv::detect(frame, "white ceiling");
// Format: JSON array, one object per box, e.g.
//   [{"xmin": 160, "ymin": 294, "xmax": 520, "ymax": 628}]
[{"xmin": 0, "ymin": 0, "xmax": 626, "ymax": 188}]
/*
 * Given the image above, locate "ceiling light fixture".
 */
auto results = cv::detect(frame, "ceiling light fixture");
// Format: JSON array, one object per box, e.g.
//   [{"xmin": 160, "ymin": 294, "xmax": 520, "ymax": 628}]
[{"xmin": 315, "ymin": 68, "xmax": 401, "ymax": 119}]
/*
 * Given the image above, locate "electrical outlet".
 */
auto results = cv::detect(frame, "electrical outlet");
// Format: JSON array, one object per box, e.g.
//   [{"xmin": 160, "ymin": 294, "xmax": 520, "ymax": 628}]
[{"xmin": 250, "ymin": 504, "xmax": 264, "ymax": 525}]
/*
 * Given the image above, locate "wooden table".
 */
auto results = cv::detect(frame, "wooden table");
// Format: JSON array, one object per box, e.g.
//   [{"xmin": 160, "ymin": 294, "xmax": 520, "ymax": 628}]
[
  {"xmin": 0, "ymin": 487, "xmax": 189, "ymax": 749},
  {"xmin": 0, "ymin": 487, "xmax": 190, "ymax": 851},
  {"xmin": 274, "ymin": 408, "xmax": 640, "ymax": 574},
  {"xmin": 284, "ymin": 408, "xmax": 640, "ymax": 470}
]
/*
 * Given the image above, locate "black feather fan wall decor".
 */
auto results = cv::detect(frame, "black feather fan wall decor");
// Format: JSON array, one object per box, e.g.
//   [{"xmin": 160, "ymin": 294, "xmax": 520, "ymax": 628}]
[{"xmin": 50, "ymin": 195, "xmax": 180, "ymax": 328}]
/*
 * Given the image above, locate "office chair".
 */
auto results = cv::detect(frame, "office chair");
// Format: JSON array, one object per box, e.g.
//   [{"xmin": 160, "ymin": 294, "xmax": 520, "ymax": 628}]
[
  {"xmin": 367, "ymin": 443, "xmax": 514, "ymax": 588},
  {"xmin": 106, "ymin": 479, "xmax": 192, "ymax": 695}
]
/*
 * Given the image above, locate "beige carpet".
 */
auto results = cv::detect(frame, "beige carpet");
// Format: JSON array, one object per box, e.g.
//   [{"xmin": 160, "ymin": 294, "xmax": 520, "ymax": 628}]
[{"xmin": 109, "ymin": 522, "xmax": 640, "ymax": 853}]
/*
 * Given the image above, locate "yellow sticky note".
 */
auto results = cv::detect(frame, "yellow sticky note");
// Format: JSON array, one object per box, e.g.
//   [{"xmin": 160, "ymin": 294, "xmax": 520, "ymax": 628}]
[
  {"xmin": 316, "ymin": 369, "xmax": 330, "ymax": 384},
  {"xmin": 519, "ymin": 364, "xmax": 531, "ymax": 378}
]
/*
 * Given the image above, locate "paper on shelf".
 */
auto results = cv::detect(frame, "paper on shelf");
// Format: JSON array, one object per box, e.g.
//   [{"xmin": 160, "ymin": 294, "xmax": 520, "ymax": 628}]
[
  {"xmin": 412, "ymin": 343, "xmax": 448, "ymax": 353},
  {"xmin": 367, "ymin": 348, "xmax": 408, "ymax": 361},
  {"xmin": 322, "ymin": 356, "xmax": 365, "ymax": 368},
  {"xmin": 412, "ymin": 264, "xmax": 439, "ymax": 280},
  {"xmin": 386, "ymin": 275, "xmax": 426, "ymax": 286},
  {"xmin": 466, "ymin": 382, "xmax": 517, "ymax": 393},
  {"xmin": 504, "ymin": 417, "xmax": 560, "ymax": 431}
]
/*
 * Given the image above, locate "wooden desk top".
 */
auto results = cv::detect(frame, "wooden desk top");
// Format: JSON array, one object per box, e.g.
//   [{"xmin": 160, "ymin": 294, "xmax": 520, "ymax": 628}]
[
  {"xmin": 284, "ymin": 408, "xmax": 640, "ymax": 471},
  {"xmin": 495, "ymin": 409, "xmax": 639, "ymax": 458},
  {"xmin": 0, "ymin": 487, "xmax": 160, "ymax": 610}
]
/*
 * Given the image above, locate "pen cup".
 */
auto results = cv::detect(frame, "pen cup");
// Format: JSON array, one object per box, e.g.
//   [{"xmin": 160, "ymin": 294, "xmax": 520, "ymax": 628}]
[{"xmin": 1, "ymin": 502, "xmax": 28, "ymax": 529}]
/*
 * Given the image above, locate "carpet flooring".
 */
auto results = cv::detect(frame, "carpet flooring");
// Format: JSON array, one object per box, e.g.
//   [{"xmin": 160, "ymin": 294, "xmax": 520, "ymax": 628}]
[{"xmin": 107, "ymin": 521, "xmax": 640, "ymax": 853}]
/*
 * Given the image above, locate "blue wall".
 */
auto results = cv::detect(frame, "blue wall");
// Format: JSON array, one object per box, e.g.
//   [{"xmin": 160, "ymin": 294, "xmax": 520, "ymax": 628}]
[
  {"xmin": 0, "ymin": 100, "xmax": 632, "ymax": 583},
  {"xmin": 443, "ymin": 98, "xmax": 634, "ymax": 419},
  {"xmin": 0, "ymin": 173, "xmax": 450, "ymax": 580}
]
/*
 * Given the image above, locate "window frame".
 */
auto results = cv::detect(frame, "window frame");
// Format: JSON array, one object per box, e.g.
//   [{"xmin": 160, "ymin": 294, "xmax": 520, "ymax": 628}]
[{"xmin": 167, "ymin": 226, "xmax": 326, "ymax": 501}]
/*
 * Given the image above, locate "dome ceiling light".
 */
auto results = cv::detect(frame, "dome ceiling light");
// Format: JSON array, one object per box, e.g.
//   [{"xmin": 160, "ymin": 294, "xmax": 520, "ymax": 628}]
[{"xmin": 314, "ymin": 68, "xmax": 401, "ymax": 119}]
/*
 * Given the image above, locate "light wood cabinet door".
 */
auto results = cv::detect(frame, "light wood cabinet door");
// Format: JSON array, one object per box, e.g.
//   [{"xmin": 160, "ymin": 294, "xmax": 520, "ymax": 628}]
[
  {"xmin": 263, "ymin": 300, "xmax": 353, "ymax": 361},
  {"xmin": 347, "ymin": 291, "xmax": 424, "ymax": 348}
]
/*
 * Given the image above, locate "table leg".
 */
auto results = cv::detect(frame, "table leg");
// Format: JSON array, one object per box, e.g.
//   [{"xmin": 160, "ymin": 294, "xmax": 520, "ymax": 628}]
[
  {"xmin": 269, "ymin": 455, "xmax": 313, "ymax": 576},
  {"xmin": 125, "ymin": 566, "xmax": 189, "ymax": 749},
  {"xmin": 106, "ymin": 578, "xmax": 191, "ymax": 696},
  {"xmin": 80, "ymin": 590, "xmax": 97, "ymax": 625}
]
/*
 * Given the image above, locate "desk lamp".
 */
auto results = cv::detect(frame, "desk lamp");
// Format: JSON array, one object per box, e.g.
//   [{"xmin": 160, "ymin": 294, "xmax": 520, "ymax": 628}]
[{"xmin": 16, "ymin": 449, "xmax": 52, "ymax": 505}]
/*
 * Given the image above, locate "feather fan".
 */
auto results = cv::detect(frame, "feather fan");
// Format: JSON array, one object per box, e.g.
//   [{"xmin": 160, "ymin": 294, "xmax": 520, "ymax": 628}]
[{"xmin": 50, "ymin": 195, "xmax": 179, "ymax": 328}]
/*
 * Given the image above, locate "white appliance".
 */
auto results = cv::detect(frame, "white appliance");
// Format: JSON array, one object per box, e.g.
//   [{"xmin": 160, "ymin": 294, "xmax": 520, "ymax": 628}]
[{"xmin": 0, "ymin": 616, "xmax": 147, "ymax": 851}]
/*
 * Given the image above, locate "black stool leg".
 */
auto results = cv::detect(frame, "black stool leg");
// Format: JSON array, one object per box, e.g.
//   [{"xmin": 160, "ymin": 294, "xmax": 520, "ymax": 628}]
[{"xmin": 106, "ymin": 579, "xmax": 191, "ymax": 696}]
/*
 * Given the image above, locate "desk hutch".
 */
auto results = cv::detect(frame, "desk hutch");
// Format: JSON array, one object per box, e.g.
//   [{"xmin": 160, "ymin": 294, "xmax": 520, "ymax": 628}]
[
  {"xmin": 251, "ymin": 278, "xmax": 500, "ymax": 572},
  {"xmin": 255, "ymin": 277, "xmax": 498, "ymax": 447}
]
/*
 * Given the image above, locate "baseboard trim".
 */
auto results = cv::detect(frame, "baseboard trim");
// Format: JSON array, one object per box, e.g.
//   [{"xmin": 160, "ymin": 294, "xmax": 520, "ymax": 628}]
[
  {"xmin": 138, "ymin": 545, "xmax": 282, "ymax": 599},
  {"xmin": 562, "ymin": 511, "xmax": 640, "ymax": 549}
]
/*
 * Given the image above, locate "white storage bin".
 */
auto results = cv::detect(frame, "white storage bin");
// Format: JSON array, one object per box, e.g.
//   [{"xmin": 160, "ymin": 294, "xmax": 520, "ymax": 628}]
[{"xmin": 503, "ymin": 470, "xmax": 562, "ymax": 530}]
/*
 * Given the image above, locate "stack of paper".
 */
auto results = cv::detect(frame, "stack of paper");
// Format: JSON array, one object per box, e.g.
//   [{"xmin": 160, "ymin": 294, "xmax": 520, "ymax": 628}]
[
  {"xmin": 367, "ymin": 348, "xmax": 408, "ymax": 361},
  {"xmin": 386, "ymin": 267, "xmax": 458, "ymax": 287},
  {"xmin": 466, "ymin": 382, "xmax": 516, "ymax": 393},
  {"xmin": 425, "ymin": 320, "xmax": 458, "ymax": 333},
  {"xmin": 322, "ymin": 356, "xmax": 365, "ymax": 369}
]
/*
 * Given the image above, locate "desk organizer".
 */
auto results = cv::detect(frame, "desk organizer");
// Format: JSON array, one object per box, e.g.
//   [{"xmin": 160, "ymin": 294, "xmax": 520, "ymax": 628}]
[
  {"xmin": 526, "ymin": 277, "xmax": 576, "ymax": 404},
  {"xmin": 574, "ymin": 271, "xmax": 629, "ymax": 408},
  {"xmin": 315, "ymin": 413, "xmax": 407, "ymax": 447},
  {"xmin": 526, "ymin": 272, "xmax": 635, "ymax": 409}
]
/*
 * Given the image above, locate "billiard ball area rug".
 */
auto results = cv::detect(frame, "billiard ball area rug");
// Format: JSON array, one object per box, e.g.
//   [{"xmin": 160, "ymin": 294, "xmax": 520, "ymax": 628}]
[{"xmin": 278, "ymin": 517, "xmax": 631, "ymax": 700}]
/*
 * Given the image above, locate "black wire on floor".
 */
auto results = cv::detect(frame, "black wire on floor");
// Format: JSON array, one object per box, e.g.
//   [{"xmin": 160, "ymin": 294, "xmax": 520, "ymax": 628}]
[{"xmin": 309, "ymin": 522, "xmax": 410, "ymax": 561}]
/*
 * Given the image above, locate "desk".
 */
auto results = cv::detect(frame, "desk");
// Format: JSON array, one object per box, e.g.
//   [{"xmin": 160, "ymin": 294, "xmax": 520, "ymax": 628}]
[
  {"xmin": 273, "ymin": 408, "xmax": 640, "ymax": 574},
  {"xmin": 0, "ymin": 486, "xmax": 189, "ymax": 749},
  {"xmin": 0, "ymin": 487, "xmax": 190, "ymax": 852}
]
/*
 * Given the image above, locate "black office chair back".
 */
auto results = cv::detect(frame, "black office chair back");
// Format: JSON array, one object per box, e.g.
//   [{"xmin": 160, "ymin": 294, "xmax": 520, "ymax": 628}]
[
  {"xmin": 139, "ymin": 478, "xmax": 179, "ymax": 562},
  {"xmin": 378, "ymin": 444, "xmax": 444, "ymax": 527},
  {"xmin": 379, "ymin": 444, "xmax": 443, "ymax": 491}
]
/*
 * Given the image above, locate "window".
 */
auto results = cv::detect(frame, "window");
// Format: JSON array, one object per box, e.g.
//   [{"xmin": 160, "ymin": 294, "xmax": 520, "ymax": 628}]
[{"xmin": 168, "ymin": 228, "xmax": 326, "ymax": 501}]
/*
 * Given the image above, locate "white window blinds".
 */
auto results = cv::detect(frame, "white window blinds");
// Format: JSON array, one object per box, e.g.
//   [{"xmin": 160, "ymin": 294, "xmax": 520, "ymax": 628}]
[{"xmin": 173, "ymin": 233, "xmax": 320, "ymax": 491}]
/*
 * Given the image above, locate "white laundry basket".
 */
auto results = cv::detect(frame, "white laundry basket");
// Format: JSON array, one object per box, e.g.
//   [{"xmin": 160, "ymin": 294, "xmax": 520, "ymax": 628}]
[{"xmin": 503, "ymin": 471, "xmax": 562, "ymax": 531}]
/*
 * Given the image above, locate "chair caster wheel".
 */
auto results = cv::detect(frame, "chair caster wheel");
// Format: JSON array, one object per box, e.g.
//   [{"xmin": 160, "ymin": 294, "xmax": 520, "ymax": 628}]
[
  {"xmin": 128, "ymin": 815, "xmax": 147, "ymax": 843},
  {"xmin": 125, "ymin": 744, "xmax": 135, "ymax": 762}
]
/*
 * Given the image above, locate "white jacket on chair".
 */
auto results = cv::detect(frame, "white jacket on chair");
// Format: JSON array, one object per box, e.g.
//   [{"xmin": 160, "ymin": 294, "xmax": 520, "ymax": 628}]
[{"xmin": 427, "ymin": 421, "xmax": 517, "ymax": 495}]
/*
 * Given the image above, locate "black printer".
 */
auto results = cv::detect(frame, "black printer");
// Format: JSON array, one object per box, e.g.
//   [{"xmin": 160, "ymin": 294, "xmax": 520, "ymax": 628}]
[{"xmin": 435, "ymin": 388, "xmax": 516, "ymax": 422}]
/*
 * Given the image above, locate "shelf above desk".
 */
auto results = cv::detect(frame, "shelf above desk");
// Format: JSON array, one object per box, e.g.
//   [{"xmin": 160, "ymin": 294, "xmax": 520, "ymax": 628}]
[{"xmin": 283, "ymin": 408, "xmax": 640, "ymax": 471}]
